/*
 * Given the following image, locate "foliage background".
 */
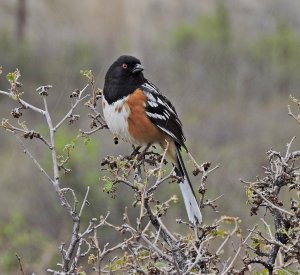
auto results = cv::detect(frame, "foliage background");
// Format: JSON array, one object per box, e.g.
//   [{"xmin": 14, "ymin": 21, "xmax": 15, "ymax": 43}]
[{"xmin": 0, "ymin": 0, "xmax": 300, "ymax": 273}]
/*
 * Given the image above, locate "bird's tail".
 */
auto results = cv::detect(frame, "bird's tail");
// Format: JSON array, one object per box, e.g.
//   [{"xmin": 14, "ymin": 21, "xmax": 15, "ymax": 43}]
[{"xmin": 175, "ymin": 145, "xmax": 202, "ymax": 225}]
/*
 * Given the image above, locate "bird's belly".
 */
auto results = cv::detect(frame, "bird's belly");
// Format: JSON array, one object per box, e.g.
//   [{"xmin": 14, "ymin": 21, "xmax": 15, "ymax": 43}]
[{"xmin": 102, "ymin": 97, "xmax": 139, "ymax": 144}]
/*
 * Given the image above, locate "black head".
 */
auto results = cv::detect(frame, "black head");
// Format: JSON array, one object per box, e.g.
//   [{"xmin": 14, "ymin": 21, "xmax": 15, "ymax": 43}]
[
  {"xmin": 105, "ymin": 55, "xmax": 144, "ymax": 79},
  {"xmin": 104, "ymin": 55, "xmax": 146, "ymax": 103}
]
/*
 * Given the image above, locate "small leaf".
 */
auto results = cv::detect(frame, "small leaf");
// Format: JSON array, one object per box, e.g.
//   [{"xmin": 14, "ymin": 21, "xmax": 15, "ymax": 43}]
[
  {"xmin": 245, "ymin": 187, "xmax": 254, "ymax": 200},
  {"xmin": 6, "ymin": 69, "xmax": 20, "ymax": 84},
  {"xmin": 102, "ymin": 176, "xmax": 114, "ymax": 193},
  {"xmin": 251, "ymin": 236, "xmax": 264, "ymax": 249},
  {"xmin": 6, "ymin": 72, "xmax": 16, "ymax": 84},
  {"xmin": 221, "ymin": 216, "xmax": 237, "ymax": 224},
  {"xmin": 88, "ymin": 253, "xmax": 97, "ymax": 265},
  {"xmin": 212, "ymin": 229, "xmax": 227, "ymax": 238},
  {"xmin": 80, "ymin": 69, "xmax": 93, "ymax": 80}
]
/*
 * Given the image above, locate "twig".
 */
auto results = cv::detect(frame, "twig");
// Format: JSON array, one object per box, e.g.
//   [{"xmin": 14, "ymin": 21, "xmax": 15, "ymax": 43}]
[
  {"xmin": 157, "ymin": 217, "xmax": 177, "ymax": 242},
  {"xmin": 139, "ymin": 233, "xmax": 173, "ymax": 263},
  {"xmin": 284, "ymin": 136, "xmax": 296, "ymax": 160},
  {"xmin": 261, "ymin": 218, "xmax": 274, "ymax": 240},
  {"xmin": 221, "ymin": 224, "xmax": 258, "ymax": 274},
  {"xmin": 80, "ymin": 212, "xmax": 110, "ymax": 238},
  {"xmin": 216, "ymin": 217, "xmax": 239, "ymax": 256},
  {"xmin": 249, "ymin": 186, "xmax": 294, "ymax": 216},
  {"xmin": 0, "ymin": 90, "xmax": 46, "ymax": 115},
  {"xmin": 80, "ymin": 124, "xmax": 107, "ymax": 136},
  {"xmin": 146, "ymin": 168, "xmax": 175, "ymax": 195},
  {"xmin": 15, "ymin": 135, "xmax": 54, "ymax": 184},
  {"xmin": 115, "ymin": 178, "xmax": 139, "ymax": 191},
  {"xmin": 15, "ymin": 253, "xmax": 26, "ymax": 275},
  {"xmin": 183, "ymin": 246, "xmax": 209, "ymax": 275},
  {"xmin": 99, "ymin": 236, "xmax": 134, "ymax": 261},
  {"xmin": 54, "ymin": 84, "xmax": 89, "ymax": 131},
  {"xmin": 2, "ymin": 122, "xmax": 52, "ymax": 149},
  {"xmin": 157, "ymin": 139, "xmax": 169, "ymax": 182},
  {"xmin": 79, "ymin": 186, "xmax": 90, "ymax": 217},
  {"xmin": 61, "ymin": 187, "xmax": 78, "ymax": 212},
  {"xmin": 288, "ymin": 105, "xmax": 300, "ymax": 126}
]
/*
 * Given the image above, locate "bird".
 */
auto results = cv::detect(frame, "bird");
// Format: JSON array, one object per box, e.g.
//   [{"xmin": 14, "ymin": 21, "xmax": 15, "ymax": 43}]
[{"xmin": 102, "ymin": 55, "xmax": 202, "ymax": 225}]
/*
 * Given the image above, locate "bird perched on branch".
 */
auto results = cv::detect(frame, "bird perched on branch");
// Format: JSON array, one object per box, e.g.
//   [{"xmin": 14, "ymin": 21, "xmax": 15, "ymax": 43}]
[{"xmin": 102, "ymin": 55, "xmax": 202, "ymax": 225}]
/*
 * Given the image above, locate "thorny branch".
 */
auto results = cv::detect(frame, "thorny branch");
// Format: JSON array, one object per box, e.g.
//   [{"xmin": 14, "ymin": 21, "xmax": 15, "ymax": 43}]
[
  {"xmin": 0, "ymin": 75, "xmax": 109, "ymax": 273},
  {"xmin": 100, "ymin": 139, "xmax": 246, "ymax": 274},
  {"xmin": 1, "ymin": 71, "xmax": 299, "ymax": 274},
  {"xmin": 241, "ymin": 135, "xmax": 300, "ymax": 274}
]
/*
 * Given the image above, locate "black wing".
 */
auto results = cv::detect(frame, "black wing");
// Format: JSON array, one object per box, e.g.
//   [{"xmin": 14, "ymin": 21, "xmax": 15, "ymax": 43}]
[{"xmin": 140, "ymin": 81, "xmax": 187, "ymax": 149}]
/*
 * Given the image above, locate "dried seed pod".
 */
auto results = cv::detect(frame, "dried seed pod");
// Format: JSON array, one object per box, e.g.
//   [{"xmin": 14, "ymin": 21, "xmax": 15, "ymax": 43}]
[
  {"xmin": 36, "ymin": 85, "xmax": 53, "ymax": 96},
  {"xmin": 70, "ymin": 89, "xmax": 80, "ymax": 98},
  {"xmin": 113, "ymin": 136, "xmax": 119, "ymax": 145},
  {"xmin": 11, "ymin": 107, "xmax": 22, "ymax": 118}
]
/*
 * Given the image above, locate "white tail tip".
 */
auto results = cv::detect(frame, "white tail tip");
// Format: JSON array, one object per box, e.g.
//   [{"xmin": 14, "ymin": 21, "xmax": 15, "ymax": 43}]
[{"xmin": 179, "ymin": 177, "xmax": 202, "ymax": 225}]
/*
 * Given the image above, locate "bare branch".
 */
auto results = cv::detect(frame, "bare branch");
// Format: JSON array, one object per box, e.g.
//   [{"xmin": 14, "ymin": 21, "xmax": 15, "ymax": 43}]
[
  {"xmin": 0, "ymin": 89, "xmax": 46, "ymax": 115},
  {"xmin": 15, "ymin": 253, "xmax": 26, "ymax": 275},
  {"xmin": 249, "ymin": 186, "xmax": 294, "ymax": 216},
  {"xmin": 54, "ymin": 84, "xmax": 89, "ymax": 131},
  {"xmin": 79, "ymin": 186, "xmax": 90, "ymax": 217},
  {"xmin": 216, "ymin": 217, "xmax": 239, "ymax": 256},
  {"xmin": 221, "ymin": 224, "xmax": 258, "ymax": 274},
  {"xmin": 15, "ymin": 134, "xmax": 54, "ymax": 184}
]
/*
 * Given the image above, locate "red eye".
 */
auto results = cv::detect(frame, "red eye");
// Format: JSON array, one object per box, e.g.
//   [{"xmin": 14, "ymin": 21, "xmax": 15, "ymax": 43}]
[{"xmin": 122, "ymin": 63, "xmax": 128, "ymax": 69}]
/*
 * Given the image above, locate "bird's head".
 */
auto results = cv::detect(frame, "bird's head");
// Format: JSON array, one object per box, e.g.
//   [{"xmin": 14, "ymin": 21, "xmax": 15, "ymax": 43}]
[
  {"xmin": 104, "ymin": 55, "xmax": 145, "ymax": 103},
  {"xmin": 105, "ymin": 55, "xmax": 144, "ymax": 81}
]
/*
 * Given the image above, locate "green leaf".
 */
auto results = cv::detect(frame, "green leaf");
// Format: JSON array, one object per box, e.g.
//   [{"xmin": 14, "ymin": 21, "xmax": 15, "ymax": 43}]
[
  {"xmin": 80, "ymin": 69, "xmax": 93, "ymax": 80},
  {"xmin": 221, "ymin": 216, "xmax": 238, "ymax": 224},
  {"xmin": 6, "ymin": 68, "xmax": 20, "ymax": 84},
  {"xmin": 245, "ymin": 187, "xmax": 254, "ymax": 200},
  {"xmin": 6, "ymin": 72, "xmax": 16, "ymax": 84},
  {"xmin": 102, "ymin": 176, "xmax": 114, "ymax": 193},
  {"xmin": 251, "ymin": 237, "xmax": 264, "ymax": 249},
  {"xmin": 212, "ymin": 229, "xmax": 227, "ymax": 238}
]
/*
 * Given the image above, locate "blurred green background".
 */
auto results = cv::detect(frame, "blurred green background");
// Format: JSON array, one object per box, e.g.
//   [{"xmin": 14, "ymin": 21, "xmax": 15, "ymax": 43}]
[{"xmin": 1, "ymin": 0, "xmax": 300, "ymax": 273}]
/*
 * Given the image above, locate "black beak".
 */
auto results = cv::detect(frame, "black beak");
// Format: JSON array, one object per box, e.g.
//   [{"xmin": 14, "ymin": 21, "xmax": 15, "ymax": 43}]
[{"xmin": 131, "ymin": 63, "xmax": 144, "ymax": 74}]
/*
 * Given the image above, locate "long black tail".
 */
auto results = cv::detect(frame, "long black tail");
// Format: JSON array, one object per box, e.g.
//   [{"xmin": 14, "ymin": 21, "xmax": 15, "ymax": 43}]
[{"xmin": 175, "ymin": 145, "xmax": 202, "ymax": 225}]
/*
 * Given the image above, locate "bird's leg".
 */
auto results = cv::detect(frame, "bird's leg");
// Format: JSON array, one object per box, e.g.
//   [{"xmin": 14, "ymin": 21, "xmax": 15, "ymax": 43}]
[
  {"xmin": 132, "ymin": 144, "xmax": 151, "ymax": 183},
  {"xmin": 130, "ymin": 145, "xmax": 142, "ymax": 157},
  {"xmin": 137, "ymin": 144, "xmax": 152, "ymax": 161}
]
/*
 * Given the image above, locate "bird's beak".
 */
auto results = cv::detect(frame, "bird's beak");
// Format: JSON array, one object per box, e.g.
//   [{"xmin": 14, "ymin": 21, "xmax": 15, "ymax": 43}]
[{"xmin": 132, "ymin": 64, "xmax": 144, "ymax": 74}]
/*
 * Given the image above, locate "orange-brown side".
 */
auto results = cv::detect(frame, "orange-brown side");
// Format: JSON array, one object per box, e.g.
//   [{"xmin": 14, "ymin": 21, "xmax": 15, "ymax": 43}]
[
  {"xmin": 127, "ymin": 89, "xmax": 179, "ymax": 167},
  {"xmin": 126, "ymin": 89, "xmax": 167, "ymax": 145}
]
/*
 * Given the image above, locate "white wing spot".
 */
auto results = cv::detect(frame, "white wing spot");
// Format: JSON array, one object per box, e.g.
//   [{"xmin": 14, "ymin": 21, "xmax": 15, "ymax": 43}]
[
  {"xmin": 142, "ymin": 83, "xmax": 159, "ymax": 94},
  {"xmin": 146, "ymin": 92, "xmax": 156, "ymax": 102},
  {"xmin": 163, "ymin": 110, "xmax": 170, "ymax": 118},
  {"xmin": 148, "ymin": 101, "xmax": 158, "ymax": 107},
  {"xmin": 146, "ymin": 112, "xmax": 166, "ymax": 120}
]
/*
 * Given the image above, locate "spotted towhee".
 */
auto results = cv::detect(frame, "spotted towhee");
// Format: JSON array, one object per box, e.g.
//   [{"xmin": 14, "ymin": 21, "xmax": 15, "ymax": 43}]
[{"xmin": 102, "ymin": 55, "xmax": 202, "ymax": 225}]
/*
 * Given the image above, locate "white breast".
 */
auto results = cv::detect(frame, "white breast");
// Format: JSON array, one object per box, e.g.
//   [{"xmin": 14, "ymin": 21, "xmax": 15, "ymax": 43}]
[{"xmin": 102, "ymin": 96, "xmax": 136, "ymax": 144}]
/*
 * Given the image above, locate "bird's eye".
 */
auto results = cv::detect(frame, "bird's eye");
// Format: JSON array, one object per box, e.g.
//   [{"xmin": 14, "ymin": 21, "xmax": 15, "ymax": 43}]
[{"xmin": 122, "ymin": 63, "xmax": 128, "ymax": 69}]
